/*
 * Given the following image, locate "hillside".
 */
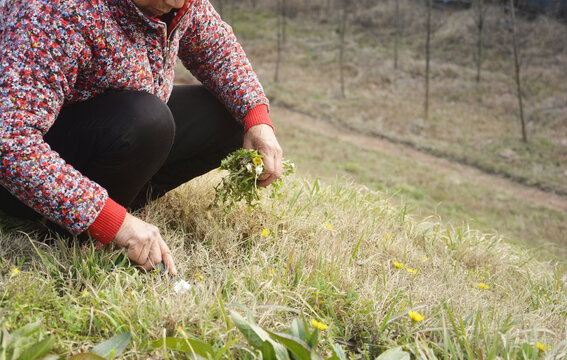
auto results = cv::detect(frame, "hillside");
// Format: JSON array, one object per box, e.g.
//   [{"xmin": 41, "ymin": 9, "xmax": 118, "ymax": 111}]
[
  {"xmin": 173, "ymin": 1, "xmax": 567, "ymax": 259},
  {"xmin": 1, "ymin": 171, "xmax": 566, "ymax": 358},
  {"xmin": 1, "ymin": 1, "xmax": 566, "ymax": 359},
  {"xmin": 214, "ymin": 1, "xmax": 567, "ymax": 196}
]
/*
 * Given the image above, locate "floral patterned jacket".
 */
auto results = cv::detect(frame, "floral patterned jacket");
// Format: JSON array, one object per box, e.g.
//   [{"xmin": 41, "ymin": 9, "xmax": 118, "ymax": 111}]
[{"xmin": 0, "ymin": 0, "xmax": 271, "ymax": 243}]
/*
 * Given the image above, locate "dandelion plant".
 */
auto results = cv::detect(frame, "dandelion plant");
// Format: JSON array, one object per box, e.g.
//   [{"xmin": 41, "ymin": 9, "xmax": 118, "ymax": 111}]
[{"xmin": 211, "ymin": 148, "xmax": 294, "ymax": 215}]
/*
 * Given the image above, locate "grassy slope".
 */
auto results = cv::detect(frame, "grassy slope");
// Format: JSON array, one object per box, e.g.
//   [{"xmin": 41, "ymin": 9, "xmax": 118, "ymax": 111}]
[
  {"xmin": 1, "ymin": 3, "xmax": 567, "ymax": 359},
  {"xmin": 1, "ymin": 172, "xmax": 566, "ymax": 358},
  {"xmin": 275, "ymin": 114, "xmax": 567, "ymax": 260},
  {"xmin": 219, "ymin": 4, "xmax": 567, "ymax": 258}
]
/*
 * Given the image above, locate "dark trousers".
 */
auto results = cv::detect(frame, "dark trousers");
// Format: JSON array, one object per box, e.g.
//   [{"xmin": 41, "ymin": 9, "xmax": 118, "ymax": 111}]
[{"xmin": 0, "ymin": 85, "xmax": 243, "ymax": 230}]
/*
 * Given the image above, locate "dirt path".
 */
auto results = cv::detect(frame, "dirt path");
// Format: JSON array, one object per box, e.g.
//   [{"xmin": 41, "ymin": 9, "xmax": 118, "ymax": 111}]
[{"xmin": 272, "ymin": 106, "xmax": 567, "ymax": 214}]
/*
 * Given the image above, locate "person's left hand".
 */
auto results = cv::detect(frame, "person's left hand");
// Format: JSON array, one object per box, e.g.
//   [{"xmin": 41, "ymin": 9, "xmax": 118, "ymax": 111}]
[{"xmin": 243, "ymin": 124, "xmax": 283, "ymax": 187}]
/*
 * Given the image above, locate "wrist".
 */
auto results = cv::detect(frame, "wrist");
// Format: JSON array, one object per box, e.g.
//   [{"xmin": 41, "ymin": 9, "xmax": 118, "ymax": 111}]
[
  {"xmin": 244, "ymin": 104, "xmax": 273, "ymax": 132},
  {"xmin": 87, "ymin": 198, "xmax": 127, "ymax": 245}
]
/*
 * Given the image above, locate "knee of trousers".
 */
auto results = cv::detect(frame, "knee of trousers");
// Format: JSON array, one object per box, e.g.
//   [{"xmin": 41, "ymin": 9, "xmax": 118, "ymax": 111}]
[{"xmin": 117, "ymin": 91, "xmax": 176, "ymax": 162}]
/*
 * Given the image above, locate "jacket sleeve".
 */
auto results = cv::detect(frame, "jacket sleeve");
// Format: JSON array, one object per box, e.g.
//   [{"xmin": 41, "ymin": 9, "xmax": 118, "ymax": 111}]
[
  {"xmin": 0, "ymin": 2, "xmax": 109, "ymax": 235},
  {"xmin": 177, "ymin": 0, "xmax": 270, "ymax": 127}
]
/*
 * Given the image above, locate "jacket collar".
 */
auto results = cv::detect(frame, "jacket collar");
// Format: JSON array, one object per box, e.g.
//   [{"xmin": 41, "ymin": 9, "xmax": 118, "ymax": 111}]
[
  {"xmin": 166, "ymin": 1, "xmax": 191, "ymax": 36},
  {"xmin": 106, "ymin": 0, "xmax": 192, "ymax": 36},
  {"xmin": 106, "ymin": 0, "xmax": 164, "ymax": 34}
]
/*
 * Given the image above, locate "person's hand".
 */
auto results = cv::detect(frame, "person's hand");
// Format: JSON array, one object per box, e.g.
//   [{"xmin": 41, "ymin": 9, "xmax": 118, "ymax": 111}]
[
  {"xmin": 243, "ymin": 124, "xmax": 283, "ymax": 187},
  {"xmin": 112, "ymin": 213, "xmax": 178, "ymax": 276}
]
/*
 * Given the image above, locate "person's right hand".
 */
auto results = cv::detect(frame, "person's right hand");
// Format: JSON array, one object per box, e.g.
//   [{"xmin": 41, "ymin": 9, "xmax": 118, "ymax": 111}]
[{"xmin": 112, "ymin": 213, "xmax": 178, "ymax": 276}]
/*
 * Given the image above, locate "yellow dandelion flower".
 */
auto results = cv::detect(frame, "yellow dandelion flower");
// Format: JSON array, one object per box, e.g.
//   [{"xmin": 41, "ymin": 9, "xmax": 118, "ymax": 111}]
[
  {"xmin": 177, "ymin": 325, "xmax": 184, "ymax": 333},
  {"xmin": 537, "ymin": 342, "xmax": 551, "ymax": 351},
  {"xmin": 311, "ymin": 319, "xmax": 328, "ymax": 331},
  {"xmin": 268, "ymin": 268, "xmax": 276, "ymax": 275},
  {"xmin": 474, "ymin": 282, "xmax": 490, "ymax": 290},
  {"xmin": 80, "ymin": 289, "xmax": 90, "ymax": 297},
  {"xmin": 408, "ymin": 311, "xmax": 425, "ymax": 322},
  {"xmin": 261, "ymin": 229, "xmax": 271, "ymax": 237},
  {"xmin": 406, "ymin": 267, "xmax": 418, "ymax": 275},
  {"xmin": 194, "ymin": 273, "xmax": 204, "ymax": 281},
  {"xmin": 386, "ymin": 233, "xmax": 391, "ymax": 239},
  {"xmin": 423, "ymin": 256, "xmax": 429, "ymax": 261},
  {"xmin": 253, "ymin": 157, "xmax": 263, "ymax": 166},
  {"xmin": 393, "ymin": 261, "xmax": 405, "ymax": 269},
  {"xmin": 323, "ymin": 222, "xmax": 334, "ymax": 230},
  {"xmin": 9, "ymin": 267, "xmax": 20, "ymax": 277}
]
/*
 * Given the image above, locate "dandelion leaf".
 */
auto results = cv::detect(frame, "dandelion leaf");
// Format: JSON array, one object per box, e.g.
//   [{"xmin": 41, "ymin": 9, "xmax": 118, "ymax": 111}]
[
  {"xmin": 375, "ymin": 347, "xmax": 410, "ymax": 360},
  {"xmin": 145, "ymin": 337, "xmax": 213, "ymax": 358},
  {"xmin": 289, "ymin": 318, "xmax": 306, "ymax": 342},
  {"xmin": 17, "ymin": 337, "xmax": 55, "ymax": 360},
  {"xmin": 267, "ymin": 331, "xmax": 312, "ymax": 359},
  {"xmin": 329, "ymin": 343, "xmax": 347, "ymax": 360},
  {"xmin": 262, "ymin": 340, "xmax": 290, "ymax": 360},
  {"xmin": 230, "ymin": 310, "xmax": 267, "ymax": 349},
  {"xmin": 90, "ymin": 331, "xmax": 131, "ymax": 359}
]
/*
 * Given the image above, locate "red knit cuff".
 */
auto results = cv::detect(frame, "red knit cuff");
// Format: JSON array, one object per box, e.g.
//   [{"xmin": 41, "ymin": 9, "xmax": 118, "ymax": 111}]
[
  {"xmin": 87, "ymin": 198, "xmax": 127, "ymax": 245},
  {"xmin": 244, "ymin": 104, "xmax": 274, "ymax": 132}
]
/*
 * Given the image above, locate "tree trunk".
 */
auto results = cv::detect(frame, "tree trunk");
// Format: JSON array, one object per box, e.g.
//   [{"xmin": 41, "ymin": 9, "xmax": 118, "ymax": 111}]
[
  {"xmin": 274, "ymin": 0, "xmax": 282, "ymax": 82},
  {"xmin": 425, "ymin": 0, "xmax": 432, "ymax": 120},
  {"xmin": 282, "ymin": 0, "xmax": 287, "ymax": 45},
  {"xmin": 394, "ymin": 0, "xmax": 400, "ymax": 69},
  {"xmin": 475, "ymin": 0, "xmax": 484, "ymax": 83},
  {"xmin": 509, "ymin": 0, "xmax": 528, "ymax": 142},
  {"xmin": 339, "ymin": 0, "xmax": 348, "ymax": 98}
]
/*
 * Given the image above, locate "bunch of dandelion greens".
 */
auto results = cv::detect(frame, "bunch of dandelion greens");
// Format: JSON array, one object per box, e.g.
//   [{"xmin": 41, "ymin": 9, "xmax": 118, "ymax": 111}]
[{"xmin": 210, "ymin": 148, "xmax": 294, "ymax": 215}]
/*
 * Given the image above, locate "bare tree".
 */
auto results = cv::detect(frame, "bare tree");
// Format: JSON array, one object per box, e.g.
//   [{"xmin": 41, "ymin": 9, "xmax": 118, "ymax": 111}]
[
  {"xmin": 274, "ymin": 0, "xmax": 283, "ymax": 82},
  {"xmin": 424, "ymin": 0, "xmax": 432, "ymax": 119},
  {"xmin": 509, "ymin": 0, "xmax": 528, "ymax": 142},
  {"xmin": 339, "ymin": 0, "xmax": 349, "ymax": 98},
  {"xmin": 282, "ymin": 0, "xmax": 287, "ymax": 45},
  {"xmin": 394, "ymin": 0, "xmax": 401, "ymax": 69},
  {"xmin": 475, "ymin": 0, "xmax": 485, "ymax": 83}
]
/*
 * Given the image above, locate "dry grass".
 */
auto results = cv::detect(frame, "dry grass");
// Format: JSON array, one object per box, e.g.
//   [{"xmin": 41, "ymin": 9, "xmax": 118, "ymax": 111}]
[{"xmin": 2, "ymin": 172, "xmax": 565, "ymax": 358}]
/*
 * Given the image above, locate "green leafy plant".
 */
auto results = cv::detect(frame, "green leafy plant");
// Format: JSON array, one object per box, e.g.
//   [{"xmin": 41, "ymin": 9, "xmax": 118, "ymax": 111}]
[
  {"xmin": 141, "ymin": 327, "xmax": 234, "ymax": 359},
  {"xmin": 0, "ymin": 321, "xmax": 55, "ymax": 360},
  {"xmin": 211, "ymin": 149, "xmax": 294, "ymax": 215},
  {"xmin": 0, "ymin": 321, "xmax": 130, "ymax": 360},
  {"xmin": 68, "ymin": 332, "xmax": 131, "ymax": 360},
  {"xmin": 229, "ymin": 311, "xmax": 347, "ymax": 360}
]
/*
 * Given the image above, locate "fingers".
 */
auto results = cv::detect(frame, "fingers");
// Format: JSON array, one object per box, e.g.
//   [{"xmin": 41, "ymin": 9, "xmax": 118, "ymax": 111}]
[
  {"xmin": 139, "ymin": 234, "xmax": 163, "ymax": 271},
  {"xmin": 258, "ymin": 148, "xmax": 283, "ymax": 187},
  {"xmin": 113, "ymin": 213, "xmax": 177, "ymax": 274},
  {"xmin": 128, "ymin": 238, "xmax": 151, "ymax": 267},
  {"xmin": 159, "ymin": 239, "xmax": 178, "ymax": 276},
  {"xmin": 242, "ymin": 123, "xmax": 284, "ymax": 187}
]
